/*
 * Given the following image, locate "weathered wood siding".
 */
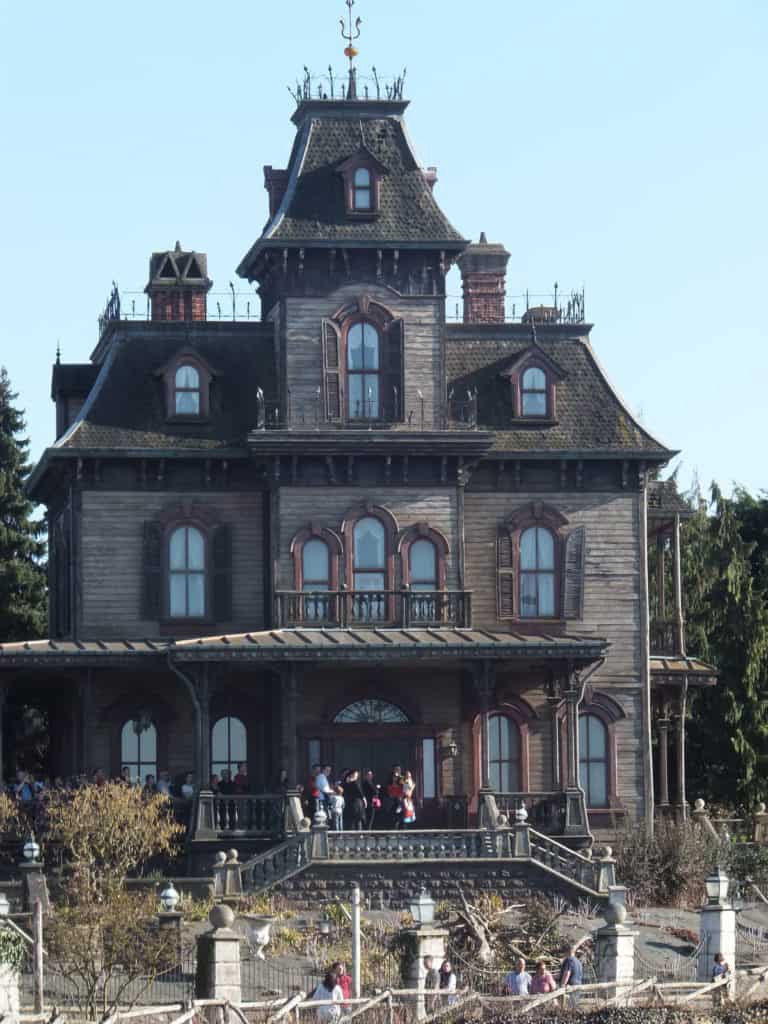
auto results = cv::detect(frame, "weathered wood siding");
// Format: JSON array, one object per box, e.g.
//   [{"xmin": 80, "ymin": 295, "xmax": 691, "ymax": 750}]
[
  {"xmin": 79, "ymin": 491, "xmax": 265, "ymax": 639},
  {"xmin": 276, "ymin": 486, "xmax": 459, "ymax": 589},
  {"xmin": 464, "ymin": 490, "xmax": 647, "ymax": 823},
  {"xmin": 282, "ymin": 284, "xmax": 445, "ymax": 428}
]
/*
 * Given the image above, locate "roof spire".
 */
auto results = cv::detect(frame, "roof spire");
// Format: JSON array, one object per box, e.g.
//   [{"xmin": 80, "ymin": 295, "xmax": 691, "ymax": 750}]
[
  {"xmin": 55, "ymin": 339, "xmax": 61, "ymax": 364},
  {"xmin": 340, "ymin": 0, "xmax": 361, "ymax": 99}
]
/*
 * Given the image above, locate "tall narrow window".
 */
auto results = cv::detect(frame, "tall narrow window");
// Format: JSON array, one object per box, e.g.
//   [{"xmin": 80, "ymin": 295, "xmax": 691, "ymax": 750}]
[
  {"xmin": 521, "ymin": 367, "xmax": 547, "ymax": 416},
  {"xmin": 409, "ymin": 538, "xmax": 438, "ymax": 623},
  {"xmin": 302, "ymin": 537, "xmax": 331, "ymax": 622},
  {"xmin": 212, "ymin": 716, "xmax": 247, "ymax": 779},
  {"xmin": 579, "ymin": 713, "xmax": 608, "ymax": 807},
  {"xmin": 352, "ymin": 516, "xmax": 386, "ymax": 620},
  {"xmin": 174, "ymin": 364, "xmax": 201, "ymax": 415},
  {"xmin": 121, "ymin": 720, "xmax": 157, "ymax": 784},
  {"xmin": 520, "ymin": 526, "xmax": 555, "ymax": 618},
  {"xmin": 347, "ymin": 322, "xmax": 380, "ymax": 419},
  {"xmin": 487, "ymin": 714, "xmax": 520, "ymax": 792},
  {"xmin": 169, "ymin": 526, "xmax": 206, "ymax": 618},
  {"xmin": 353, "ymin": 167, "xmax": 372, "ymax": 211}
]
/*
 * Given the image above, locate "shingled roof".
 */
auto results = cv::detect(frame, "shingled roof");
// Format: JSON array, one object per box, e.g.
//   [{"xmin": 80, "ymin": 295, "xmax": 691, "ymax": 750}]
[
  {"xmin": 238, "ymin": 100, "xmax": 466, "ymax": 277},
  {"xmin": 51, "ymin": 321, "xmax": 276, "ymax": 454},
  {"xmin": 446, "ymin": 324, "xmax": 673, "ymax": 456}
]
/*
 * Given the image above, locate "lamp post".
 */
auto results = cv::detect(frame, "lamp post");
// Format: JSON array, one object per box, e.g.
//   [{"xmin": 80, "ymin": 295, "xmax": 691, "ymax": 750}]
[
  {"xmin": 22, "ymin": 837, "xmax": 40, "ymax": 863},
  {"xmin": 0, "ymin": 892, "xmax": 9, "ymax": 917},
  {"xmin": 158, "ymin": 881, "xmax": 182, "ymax": 958},
  {"xmin": 705, "ymin": 867, "xmax": 730, "ymax": 906},
  {"xmin": 160, "ymin": 881, "xmax": 180, "ymax": 912},
  {"xmin": 401, "ymin": 888, "xmax": 448, "ymax": 1022},
  {"xmin": 409, "ymin": 889, "xmax": 436, "ymax": 928},
  {"xmin": 698, "ymin": 867, "xmax": 736, "ymax": 992}
]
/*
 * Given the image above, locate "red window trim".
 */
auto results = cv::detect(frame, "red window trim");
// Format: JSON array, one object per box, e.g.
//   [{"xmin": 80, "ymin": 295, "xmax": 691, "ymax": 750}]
[
  {"xmin": 499, "ymin": 350, "xmax": 564, "ymax": 422},
  {"xmin": 399, "ymin": 523, "xmax": 449, "ymax": 590},
  {"xmin": 499, "ymin": 502, "xmax": 568, "ymax": 622},
  {"xmin": 164, "ymin": 520, "xmax": 211, "ymax": 624},
  {"xmin": 471, "ymin": 704, "xmax": 532, "ymax": 809},
  {"xmin": 341, "ymin": 503, "xmax": 399, "ymax": 621},
  {"xmin": 556, "ymin": 691, "xmax": 625, "ymax": 811},
  {"xmin": 343, "ymin": 317, "xmax": 384, "ymax": 421},
  {"xmin": 157, "ymin": 350, "xmax": 214, "ymax": 422},
  {"xmin": 337, "ymin": 154, "xmax": 384, "ymax": 218},
  {"xmin": 290, "ymin": 525, "xmax": 343, "ymax": 591}
]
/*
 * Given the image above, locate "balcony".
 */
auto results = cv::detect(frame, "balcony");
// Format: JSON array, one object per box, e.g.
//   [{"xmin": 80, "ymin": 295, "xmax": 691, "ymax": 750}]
[
  {"xmin": 273, "ymin": 589, "xmax": 472, "ymax": 628},
  {"xmin": 650, "ymin": 617, "xmax": 683, "ymax": 656}
]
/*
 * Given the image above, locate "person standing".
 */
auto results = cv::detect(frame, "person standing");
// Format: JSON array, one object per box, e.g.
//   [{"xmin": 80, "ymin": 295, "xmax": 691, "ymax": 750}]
[
  {"xmin": 423, "ymin": 955, "xmax": 439, "ymax": 1013},
  {"xmin": 401, "ymin": 769, "xmax": 417, "ymax": 828},
  {"xmin": 530, "ymin": 960, "xmax": 557, "ymax": 994},
  {"xmin": 328, "ymin": 785, "xmax": 345, "ymax": 831},
  {"xmin": 504, "ymin": 957, "xmax": 532, "ymax": 996},
  {"xmin": 331, "ymin": 961, "xmax": 353, "ymax": 1001},
  {"xmin": 234, "ymin": 762, "xmax": 249, "ymax": 793},
  {"xmin": 558, "ymin": 945, "xmax": 583, "ymax": 1007},
  {"xmin": 342, "ymin": 770, "xmax": 366, "ymax": 830},
  {"xmin": 385, "ymin": 768, "xmax": 403, "ymax": 828},
  {"xmin": 362, "ymin": 770, "xmax": 380, "ymax": 829},
  {"xmin": 311, "ymin": 970, "xmax": 343, "ymax": 1022},
  {"xmin": 711, "ymin": 952, "xmax": 732, "ymax": 1004},
  {"xmin": 439, "ymin": 960, "xmax": 458, "ymax": 1005}
]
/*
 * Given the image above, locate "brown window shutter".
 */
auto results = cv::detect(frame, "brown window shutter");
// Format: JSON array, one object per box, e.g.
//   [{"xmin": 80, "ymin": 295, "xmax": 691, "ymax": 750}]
[
  {"xmin": 321, "ymin": 319, "xmax": 342, "ymax": 422},
  {"xmin": 141, "ymin": 521, "xmax": 163, "ymax": 620},
  {"xmin": 496, "ymin": 528, "xmax": 515, "ymax": 619},
  {"xmin": 562, "ymin": 525, "xmax": 586, "ymax": 619},
  {"xmin": 212, "ymin": 524, "xmax": 233, "ymax": 622},
  {"xmin": 384, "ymin": 318, "xmax": 405, "ymax": 421}
]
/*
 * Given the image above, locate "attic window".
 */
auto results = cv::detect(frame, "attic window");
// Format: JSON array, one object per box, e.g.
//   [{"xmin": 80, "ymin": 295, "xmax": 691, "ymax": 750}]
[
  {"xmin": 353, "ymin": 168, "xmax": 372, "ymax": 211},
  {"xmin": 175, "ymin": 365, "xmax": 201, "ymax": 415},
  {"xmin": 521, "ymin": 367, "xmax": 547, "ymax": 416},
  {"xmin": 160, "ymin": 352, "xmax": 213, "ymax": 421}
]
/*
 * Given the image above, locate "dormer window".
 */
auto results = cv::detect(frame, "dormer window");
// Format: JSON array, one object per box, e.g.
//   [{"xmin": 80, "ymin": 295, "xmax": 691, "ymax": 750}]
[
  {"xmin": 521, "ymin": 367, "xmax": 547, "ymax": 416},
  {"xmin": 353, "ymin": 168, "xmax": 372, "ymax": 211},
  {"xmin": 174, "ymin": 364, "xmax": 201, "ymax": 415}
]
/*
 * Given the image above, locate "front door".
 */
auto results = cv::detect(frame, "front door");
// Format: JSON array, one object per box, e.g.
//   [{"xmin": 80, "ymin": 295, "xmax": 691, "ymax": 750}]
[{"xmin": 333, "ymin": 737, "xmax": 414, "ymax": 788}]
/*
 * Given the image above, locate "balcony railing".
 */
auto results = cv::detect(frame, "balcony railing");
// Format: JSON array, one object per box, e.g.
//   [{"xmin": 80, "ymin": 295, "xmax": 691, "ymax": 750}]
[
  {"xmin": 493, "ymin": 791, "xmax": 567, "ymax": 836},
  {"xmin": 274, "ymin": 590, "xmax": 472, "ymax": 628},
  {"xmin": 650, "ymin": 618, "xmax": 682, "ymax": 656}
]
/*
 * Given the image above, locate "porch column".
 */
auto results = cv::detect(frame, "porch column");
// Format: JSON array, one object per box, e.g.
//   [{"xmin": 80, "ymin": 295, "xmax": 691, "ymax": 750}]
[
  {"xmin": 77, "ymin": 672, "xmax": 93, "ymax": 776},
  {"xmin": 657, "ymin": 717, "xmax": 671, "ymax": 808},
  {"xmin": 546, "ymin": 687, "xmax": 561, "ymax": 791},
  {"xmin": 475, "ymin": 661, "xmax": 495, "ymax": 791},
  {"xmin": 0, "ymin": 687, "xmax": 5, "ymax": 781},
  {"xmin": 674, "ymin": 679, "xmax": 688, "ymax": 820},
  {"xmin": 280, "ymin": 664, "xmax": 300, "ymax": 787},
  {"xmin": 673, "ymin": 513, "xmax": 685, "ymax": 656},
  {"xmin": 656, "ymin": 533, "xmax": 666, "ymax": 619},
  {"xmin": 197, "ymin": 667, "xmax": 211, "ymax": 788},
  {"xmin": 563, "ymin": 670, "xmax": 589, "ymax": 840}
]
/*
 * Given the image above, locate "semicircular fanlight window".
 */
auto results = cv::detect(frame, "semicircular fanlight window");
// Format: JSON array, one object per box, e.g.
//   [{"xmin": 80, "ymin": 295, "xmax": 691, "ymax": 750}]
[{"xmin": 334, "ymin": 699, "xmax": 410, "ymax": 724}]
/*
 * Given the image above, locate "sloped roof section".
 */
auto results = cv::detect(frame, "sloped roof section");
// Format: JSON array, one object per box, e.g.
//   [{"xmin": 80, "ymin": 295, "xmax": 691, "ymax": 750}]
[
  {"xmin": 238, "ymin": 100, "xmax": 466, "ymax": 276},
  {"xmin": 446, "ymin": 325, "xmax": 672, "ymax": 456}
]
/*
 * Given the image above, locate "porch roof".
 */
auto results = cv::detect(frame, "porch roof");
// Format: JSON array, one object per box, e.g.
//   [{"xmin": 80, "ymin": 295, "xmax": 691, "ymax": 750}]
[
  {"xmin": 650, "ymin": 654, "xmax": 718, "ymax": 687},
  {"xmin": 0, "ymin": 628, "xmax": 609, "ymax": 667}
]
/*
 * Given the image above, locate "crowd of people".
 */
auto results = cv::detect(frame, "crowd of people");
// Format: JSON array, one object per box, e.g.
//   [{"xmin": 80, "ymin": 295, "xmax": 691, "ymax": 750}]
[
  {"xmin": 311, "ymin": 958, "xmax": 458, "ymax": 1020},
  {"xmin": 304, "ymin": 764, "xmax": 416, "ymax": 830}
]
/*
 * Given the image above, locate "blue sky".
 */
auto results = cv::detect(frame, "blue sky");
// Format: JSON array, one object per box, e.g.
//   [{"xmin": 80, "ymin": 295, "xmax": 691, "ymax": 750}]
[{"xmin": 1, "ymin": 0, "xmax": 766, "ymax": 495}]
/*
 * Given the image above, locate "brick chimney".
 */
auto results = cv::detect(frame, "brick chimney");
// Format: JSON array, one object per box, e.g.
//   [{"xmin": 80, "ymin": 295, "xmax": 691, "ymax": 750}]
[
  {"xmin": 456, "ymin": 233, "xmax": 510, "ymax": 324},
  {"xmin": 145, "ymin": 242, "xmax": 212, "ymax": 321}
]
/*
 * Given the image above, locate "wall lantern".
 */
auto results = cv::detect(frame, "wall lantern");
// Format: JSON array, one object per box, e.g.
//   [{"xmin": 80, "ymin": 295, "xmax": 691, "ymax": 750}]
[
  {"xmin": 23, "ymin": 836, "xmax": 40, "ymax": 863},
  {"xmin": 704, "ymin": 867, "xmax": 730, "ymax": 906},
  {"xmin": 409, "ymin": 888, "xmax": 435, "ymax": 928}
]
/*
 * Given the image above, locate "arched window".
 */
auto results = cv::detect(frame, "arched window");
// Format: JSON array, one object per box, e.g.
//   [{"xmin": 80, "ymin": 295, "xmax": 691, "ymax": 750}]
[
  {"xmin": 409, "ymin": 539, "xmax": 437, "ymax": 592},
  {"xmin": 521, "ymin": 366, "xmax": 548, "ymax": 417},
  {"xmin": 352, "ymin": 516, "xmax": 386, "ymax": 620},
  {"xmin": 334, "ymin": 699, "xmax": 410, "ymax": 724},
  {"xmin": 579, "ymin": 713, "xmax": 608, "ymax": 807},
  {"xmin": 487, "ymin": 713, "xmax": 521, "ymax": 792},
  {"xmin": 121, "ymin": 719, "xmax": 157, "ymax": 784},
  {"xmin": 302, "ymin": 537, "xmax": 330, "ymax": 621},
  {"xmin": 174, "ymin": 364, "xmax": 201, "ymax": 415},
  {"xmin": 169, "ymin": 526, "xmax": 206, "ymax": 618},
  {"xmin": 353, "ymin": 167, "xmax": 372, "ymax": 211},
  {"xmin": 519, "ymin": 526, "xmax": 555, "ymax": 618},
  {"xmin": 212, "ymin": 716, "xmax": 247, "ymax": 778},
  {"xmin": 347, "ymin": 322, "xmax": 380, "ymax": 419}
]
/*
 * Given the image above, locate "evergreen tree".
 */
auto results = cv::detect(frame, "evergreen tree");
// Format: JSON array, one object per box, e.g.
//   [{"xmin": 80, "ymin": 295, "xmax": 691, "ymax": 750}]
[
  {"xmin": 682, "ymin": 483, "xmax": 768, "ymax": 806},
  {"xmin": 0, "ymin": 367, "xmax": 46, "ymax": 640}
]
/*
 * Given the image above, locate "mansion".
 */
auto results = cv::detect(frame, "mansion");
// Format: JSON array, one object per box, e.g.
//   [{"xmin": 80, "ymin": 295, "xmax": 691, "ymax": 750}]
[{"xmin": 0, "ymin": 61, "xmax": 716, "ymax": 852}]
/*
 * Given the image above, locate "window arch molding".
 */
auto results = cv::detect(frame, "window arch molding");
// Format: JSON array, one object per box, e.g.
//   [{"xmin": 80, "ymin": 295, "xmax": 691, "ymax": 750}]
[
  {"xmin": 472, "ymin": 698, "xmax": 534, "ymax": 798},
  {"xmin": 155, "ymin": 349, "xmax": 214, "ymax": 421},
  {"xmin": 399, "ymin": 524, "xmax": 449, "ymax": 589},
  {"xmin": 105, "ymin": 691, "xmax": 176, "ymax": 779},
  {"xmin": 499, "ymin": 347, "xmax": 564, "ymax": 421},
  {"xmin": 557, "ymin": 689, "xmax": 625, "ymax": 810},
  {"xmin": 497, "ymin": 503, "xmax": 569, "ymax": 621},
  {"xmin": 290, "ymin": 525, "xmax": 343, "ymax": 589},
  {"xmin": 341, "ymin": 503, "xmax": 399, "ymax": 622}
]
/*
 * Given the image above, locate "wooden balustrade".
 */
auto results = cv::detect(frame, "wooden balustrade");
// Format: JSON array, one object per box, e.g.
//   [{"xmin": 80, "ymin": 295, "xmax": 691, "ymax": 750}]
[
  {"xmin": 273, "ymin": 590, "xmax": 472, "ymax": 628},
  {"xmin": 194, "ymin": 792, "xmax": 285, "ymax": 838}
]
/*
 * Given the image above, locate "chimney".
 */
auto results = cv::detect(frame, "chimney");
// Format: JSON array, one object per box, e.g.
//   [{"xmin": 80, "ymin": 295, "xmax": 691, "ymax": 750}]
[
  {"xmin": 264, "ymin": 166, "xmax": 289, "ymax": 217},
  {"xmin": 145, "ymin": 242, "xmax": 212, "ymax": 322},
  {"xmin": 456, "ymin": 233, "xmax": 510, "ymax": 324}
]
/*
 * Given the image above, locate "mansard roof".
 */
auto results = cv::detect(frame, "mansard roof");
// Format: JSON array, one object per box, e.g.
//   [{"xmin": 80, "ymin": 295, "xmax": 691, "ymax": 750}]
[
  {"xmin": 50, "ymin": 321, "xmax": 276, "ymax": 454},
  {"xmin": 446, "ymin": 323, "xmax": 673, "ymax": 457},
  {"xmin": 237, "ymin": 100, "xmax": 466, "ymax": 278},
  {"xmin": 51, "ymin": 362, "xmax": 99, "ymax": 400}
]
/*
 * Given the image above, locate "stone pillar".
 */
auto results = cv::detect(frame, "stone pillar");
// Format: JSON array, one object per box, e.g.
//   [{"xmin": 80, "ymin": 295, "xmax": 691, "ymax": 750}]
[
  {"xmin": 198, "ymin": 670, "xmax": 211, "ymax": 789},
  {"xmin": 0, "ymin": 964, "xmax": 20, "ymax": 1024},
  {"xmin": 596, "ymin": 904, "xmax": 637, "ymax": 1002},
  {"xmin": 657, "ymin": 717, "xmax": 671, "ymax": 808},
  {"xmin": 563, "ymin": 679, "xmax": 589, "ymax": 839},
  {"xmin": 195, "ymin": 904, "xmax": 242, "ymax": 1003},
  {"xmin": 672, "ymin": 514, "xmax": 685, "ymax": 656},
  {"xmin": 674, "ymin": 681, "xmax": 688, "ymax": 820},
  {"xmin": 78, "ymin": 673, "xmax": 93, "ymax": 775},
  {"xmin": 546, "ymin": 694, "xmax": 561, "ymax": 790},
  {"xmin": 401, "ymin": 927, "xmax": 449, "ymax": 1020},
  {"xmin": 698, "ymin": 902, "xmax": 736, "ymax": 995},
  {"xmin": 754, "ymin": 802, "xmax": 768, "ymax": 843},
  {"xmin": 474, "ymin": 661, "xmax": 495, "ymax": 794},
  {"xmin": 284, "ymin": 789, "xmax": 308, "ymax": 833},
  {"xmin": 223, "ymin": 849, "xmax": 243, "ymax": 904},
  {"xmin": 280, "ymin": 666, "xmax": 300, "ymax": 787},
  {"xmin": 310, "ymin": 808, "xmax": 330, "ymax": 860},
  {"xmin": 158, "ymin": 911, "xmax": 183, "ymax": 962},
  {"xmin": 18, "ymin": 858, "xmax": 49, "ymax": 914}
]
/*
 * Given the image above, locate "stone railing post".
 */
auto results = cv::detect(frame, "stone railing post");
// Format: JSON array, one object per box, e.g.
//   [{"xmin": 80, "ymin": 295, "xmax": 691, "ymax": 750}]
[
  {"xmin": 284, "ymin": 788, "xmax": 306, "ymax": 833},
  {"xmin": 597, "ymin": 846, "xmax": 617, "ymax": 893},
  {"xmin": 311, "ymin": 806, "xmax": 330, "ymax": 859},
  {"xmin": 478, "ymin": 790, "xmax": 499, "ymax": 829},
  {"xmin": 692, "ymin": 798, "xmax": 719, "ymax": 840},
  {"xmin": 754, "ymin": 802, "xmax": 768, "ymax": 844},
  {"xmin": 195, "ymin": 904, "xmax": 242, "ymax": 1003},
  {"xmin": 212, "ymin": 851, "xmax": 227, "ymax": 899},
  {"xmin": 401, "ymin": 925, "xmax": 449, "ymax": 1021},
  {"xmin": 195, "ymin": 790, "xmax": 217, "ymax": 839},
  {"xmin": 698, "ymin": 896, "xmax": 736, "ymax": 996},
  {"xmin": 596, "ymin": 904, "xmax": 637, "ymax": 1002},
  {"xmin": 223, "ymin": 849, "xmax": 243, "ymax": 904}
]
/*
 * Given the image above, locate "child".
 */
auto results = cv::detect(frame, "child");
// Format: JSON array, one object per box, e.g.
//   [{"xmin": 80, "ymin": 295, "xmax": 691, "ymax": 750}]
[
  {"xmin": 328, "ymin": 784, "xmax": 345, "ymax": 831},
  {"xmin": 712, "ymin": 952, "xmax": 731, "ymax": 1004}
]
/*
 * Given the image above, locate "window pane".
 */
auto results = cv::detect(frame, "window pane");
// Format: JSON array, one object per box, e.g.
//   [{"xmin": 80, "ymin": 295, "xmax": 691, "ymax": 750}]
[
  {"xmin": 308, "ymin": 738, "xmax": 321, "ymax": 768},
  {"xmin": 422, "ymin": 738, "xmax": 436, "ymax": 799},
  {"xmin": 303, "ymin": 539, "xmax": 329, "ymax": 583},
  {"xmin": 354, "ymin": 571, "xmax": 386, "ymax": 590},
  {"xmin": 140, "ymin": 724, "xmax": 157, "ymax": 764},
  {"xmin": 536, "ymin": 528, "xmax": 554, "ymax": 569},
  {"xmin": 520, "ymin": 528, "xmax": 537, "ymax": 570},
  {"xmin": 522, "ymin": 391, "xmax": 546, "ymax": 416},
  {"xmin": 362, "ymin": 323, "xmax": 379, "ymax": 369},
  {"xmin": 170, "ymin": 528, "xmax": 186, "ymax": 570},
  {"xmin": 588, "ymin": 715, "xmax": 607, "ymax": 758},
  {"xmin": 354, "ymin": 168, "xmax": 371, "ymax": 187},
  {"xmin": 187, "ymin": 527, "xmax": 205, "ymax": 570},
  {"xmin": 589, "ymin": 763, "xmax": 608, "ymax": 807},
  {"xmin": 520, "ymin": 573, "xmax": 538, "ymax": 617},
  {"xmin": 488, "ymin": 716, "xmax": 500, "ymax": 759},
  {"xmin": 354, "ymin": 187, "xmax": 372, "ymax": 210},
  {"xmin": 348, "ymin": 323, "xmax": 364, "ymax": 369},
  {"xmin": 176, "ymin": 390, "xmax": 200, "ymax": 415},
  {"xmin": 176, "ymin": 365, "xmax": 200, "ymax": 388},
  {"xmin": 188, "ymin": 572, "xmax": 205, "ymax": 616},
  {"xmin": 362, "ymin": 375, "xmax": 379, "ymax": 417},
  {"xmin": 489, "ymin": 763, "xmax": 501, "ymax": 792},
  {"xmin": 121, "ymin": 721, "xmax": 139, "ymax": 762},
  {"xmin": 170, "ymin": 573, "xmax": 187, "ymax": 616},
  {"xmin": 498, "ymin": 717, "xmax": 510, "ymax": 759},
  {"xmin": 537, "ymin": 573, "xmax": 555, "ymax": 616},
  {"xmin": 349, "ymin": 375, "xmax": 364, "ymax": 417},
  {"xmin": 410, "ymin": 540, "xmax": 437, "ymax": 583},
  {"xmin": 211, "ymin": 719, "xmax": 228, "ymax": 764},
  {"xmin": 354, "ymin": 517, "xmax": 385, "ymax": 569},
  {"xmin": 522, "ymin": 367, "xmax": 546, "ymax": 390}
]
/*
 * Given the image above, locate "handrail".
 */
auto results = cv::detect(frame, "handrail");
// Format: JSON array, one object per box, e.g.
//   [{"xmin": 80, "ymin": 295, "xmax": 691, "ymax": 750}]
[{"xmin": 528, "ymin": 827, "xmax": 596, "ymax": 864}]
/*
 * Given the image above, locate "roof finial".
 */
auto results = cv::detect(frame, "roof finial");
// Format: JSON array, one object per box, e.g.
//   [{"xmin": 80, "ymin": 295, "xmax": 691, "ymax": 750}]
[
  {"xmin": 340, "ymin": 0, "xmax": 361, "ymax": 99},
  {"xmin": 55, "ymin": 339, "xmax": 61, "ymax": 364}
]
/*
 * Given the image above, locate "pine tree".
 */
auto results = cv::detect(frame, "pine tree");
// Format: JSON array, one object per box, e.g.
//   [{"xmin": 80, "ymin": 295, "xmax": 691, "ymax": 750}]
[
  {"xmin": 0, "ymin": 367, "xmax": 47, "ymax": 640},
  {"xmin": 682, "ymin": 483, "xmax": 768, "ymax": 806}
]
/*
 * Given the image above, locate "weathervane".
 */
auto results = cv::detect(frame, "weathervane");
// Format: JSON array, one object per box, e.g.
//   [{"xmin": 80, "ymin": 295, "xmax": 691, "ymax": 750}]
[{"xmin": 340, "ymin": 0, "xmax": 361, "ymax": 97}]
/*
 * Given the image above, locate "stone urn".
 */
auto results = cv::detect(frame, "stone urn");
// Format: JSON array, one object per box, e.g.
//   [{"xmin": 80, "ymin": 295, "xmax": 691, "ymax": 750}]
[{"xmin": 240, "ymin": 913, "xmax": 276, "ymax": 960}]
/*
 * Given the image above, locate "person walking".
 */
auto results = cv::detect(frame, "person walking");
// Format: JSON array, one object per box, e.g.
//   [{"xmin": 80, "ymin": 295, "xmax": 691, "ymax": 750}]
[
  {"xmin": 342, "ymin": 770, "xmax": 366, "ymax": 830},
  {"xmin": 439, "ymin": 960, "xmax": 457, "ymax": 1005},
  {"xmin": 530, "ymin": 960, "xmax": 557, "ymax": 994},
  {"xmin": 504, "ymin": 957, "xmax": 532, "ymax": 996},
  {"xmin": 558, "ymin": 945, "xmax": 583, "ymax": 1007},
  {"xmin": 311, "ymin": 970, "xmax": 343, "ymax": 1022}
]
